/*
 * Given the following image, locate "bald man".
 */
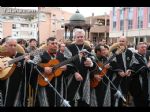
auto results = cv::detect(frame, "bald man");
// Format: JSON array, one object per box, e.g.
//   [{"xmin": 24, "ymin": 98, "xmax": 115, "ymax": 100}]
[{"xmin": 110, "ymin": 36, "xmax": 134, "ymax": 107}]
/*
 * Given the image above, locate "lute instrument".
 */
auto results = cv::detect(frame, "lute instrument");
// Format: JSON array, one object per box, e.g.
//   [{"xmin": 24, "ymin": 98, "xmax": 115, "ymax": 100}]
[
  {"xmin": 37, "ymin": 50, "xmax": 88, "ymax": 87},
  {"xmin": 0, "ymin": 49, "xmax": 44, "ymax": 80},
  {"xmin": 90, "ymin": 46, "xmax": 125, "ymax": 88}
]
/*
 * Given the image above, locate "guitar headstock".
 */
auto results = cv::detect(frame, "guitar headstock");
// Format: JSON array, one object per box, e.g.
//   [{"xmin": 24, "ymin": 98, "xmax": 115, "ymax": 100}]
[{"xmin": 64, "ymin": 47, "xmax": 72, "ymax": 59}]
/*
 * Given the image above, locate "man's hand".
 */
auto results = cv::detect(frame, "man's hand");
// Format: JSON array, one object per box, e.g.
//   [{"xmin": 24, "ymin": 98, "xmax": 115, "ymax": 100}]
[
  {"xmin": 104, "ymin": 63, "xmax": 110, "ymax": 69},
  {"xmin": 118, "ymin": 71, "xmax": 126, "ymax": 77},
  {"xmin": 94, "ymin": 74, "xmax": 102, "ymax": 82},
  {"xmin": 125, "ymin": 69, "xmax": 132, "ymax": 77},
  {"xmin": 74, "ymin": 72, "xmax": 83, "ymax": 81},
  {"xmin": 44, "ymin": 67, "xmax": 53, "ymax": 75},
  {"xmin": 60, "ymin": 65, "xmax": 67, "ymax": 71}
]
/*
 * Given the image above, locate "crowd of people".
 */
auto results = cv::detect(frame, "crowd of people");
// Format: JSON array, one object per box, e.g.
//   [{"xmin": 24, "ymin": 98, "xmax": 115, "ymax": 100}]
[{"xmin": 0, "ymin": 28, "xmax": 150, "ymax": 107}]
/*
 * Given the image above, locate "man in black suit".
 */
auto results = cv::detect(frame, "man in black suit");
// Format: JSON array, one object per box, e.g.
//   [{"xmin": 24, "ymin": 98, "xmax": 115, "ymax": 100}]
[
  {"xmin": 129, "ymin": 42, "xmax": 150, "ymax": 106},
  {"xmin": 110, "ymin": 36, "xmax": 134, "ymax": 107},
  {"xmin": 0, "ymin": 38, "xmax": 30, "ymax": 106},
  {"xmin": 66, "ymin": 29, "xmax": 97, "ymax": 107}
]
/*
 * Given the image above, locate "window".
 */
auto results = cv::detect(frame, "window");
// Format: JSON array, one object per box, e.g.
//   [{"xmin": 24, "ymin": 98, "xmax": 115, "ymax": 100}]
[
  {"xmin": 112, "ymin": 7, "xmax": 116, "ymax": 30},
  {"xmin": 120, "ymin": 7, "xmax": 124, "ymax": 20},
  {"xmin": 61, "ymin": 25, "xmax": 64, "ymax": 28},
  {"xmin": 128, "ymin": 7, "xmax": 133, "ymax": 29},
  {"xmin": 128, "ymin": 20, "xmax": 133, "ymax": 29},
  {"xmin": 120, "ymin": 20, "xmax": 124, "ymax": 31},
  {"xmin": 12, "ymin": 24, "xmax": 16, "ymax": 29},
  {"xmin": 21, "ymin": 24, "xmax": 29, "ymax": 27},
  {"xmin": 120, "ymin": 7, "xmax": 124, "ymax": 31},
  {"xmin": 112, "ymin": 7, "xmax": 116, "ymax": 16},
  {"xmin": 93, "ymin": 37, "xmax": 96, "ymax": 43},
  {"xmin": 113, "ymin": 21, "xmax": 116, "ymax": 30},
  {"xmin": 137, "ymin": 7, "xmax": 143, "ymax": 28},
  {"xmin": 0, "ymin": 23, "xmax": 2, "ymax": 28}
]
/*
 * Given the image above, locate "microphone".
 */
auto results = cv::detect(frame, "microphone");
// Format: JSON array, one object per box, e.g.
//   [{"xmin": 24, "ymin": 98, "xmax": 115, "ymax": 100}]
[
  {"xmin": 27, "ymin": 60, "xmax": 37, "ymax": 65},
  {"xmin": 80, "ymin": 49, "xmax": 95, "ymax": 56},
  {"xmin": 114, "ymin": 90, "xmax": 126, "ymax": 102}
]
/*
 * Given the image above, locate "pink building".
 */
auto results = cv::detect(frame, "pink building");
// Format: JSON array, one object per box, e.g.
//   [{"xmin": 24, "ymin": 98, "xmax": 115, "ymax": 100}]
[
  {"xmin": 0, "ymin": 7, "xmax": 73, "ymax": 44},
  {"xmin": 39, "ymin": 7, "xmax": 73, "ymax": 44},
  {"xmin": 109, "ymin": 7, "xmax": 150, "ymax": 45}
]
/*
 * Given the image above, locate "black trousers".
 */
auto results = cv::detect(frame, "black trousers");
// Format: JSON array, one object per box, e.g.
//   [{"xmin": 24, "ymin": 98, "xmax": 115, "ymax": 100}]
[{"xmin": 129, "ymin": 74, "xmax": 149, "ymax": 107}]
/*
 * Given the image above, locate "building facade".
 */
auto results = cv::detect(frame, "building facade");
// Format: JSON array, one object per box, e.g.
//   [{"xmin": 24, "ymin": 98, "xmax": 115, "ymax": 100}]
[
  {"xmin": 0, "ymin": 7, "xmax": 73, "ymax": 44},
  {"xmin": 0, "ymin": 7, "xmax": 37, "ymax": 40},
  {"xmin": 109, "ymin": 7, "xmax": 150, "ymax": 46},
  {"xmin": 85, "ymin": 13, "xmax": 109, "ymax": 45}
]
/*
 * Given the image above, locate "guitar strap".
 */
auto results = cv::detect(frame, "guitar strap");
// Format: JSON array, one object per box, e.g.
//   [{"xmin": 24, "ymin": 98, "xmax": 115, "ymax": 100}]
[{"xmin": 75, "ymin": 44, "xmax": 85, "ymax": 63}]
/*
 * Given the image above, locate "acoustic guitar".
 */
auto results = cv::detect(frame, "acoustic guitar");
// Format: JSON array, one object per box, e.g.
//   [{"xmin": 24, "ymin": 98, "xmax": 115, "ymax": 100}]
[
  {"xmin": 0, "ymin": 46, "xmax": 10, "ymax": 57},
  {"xmin": 37, "ymin": 51, "xmax": 88, "ymax": 87},
  {"xmin": 90, "ymin": 46, "xmax": 125, "ymax": 88},
  {"xmin": 0, "ymin": 49, "xmax": 44, "ymax": 80}
]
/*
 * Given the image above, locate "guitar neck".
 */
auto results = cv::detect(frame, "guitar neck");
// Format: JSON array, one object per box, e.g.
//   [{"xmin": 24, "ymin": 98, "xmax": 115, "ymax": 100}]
[
  {"xmin": 102, "ymin": 53, "xmax": 117, "ymax": 67},
  {"xmin": 53, "ymin": 54, "xmax": 79, "ymax": 69},
  {"xmin": 8, "ymin": 54, "xmax": 27, "ymax": 65},
  {"xmin": 8, "ymin": 49, "xmax": 44, "ymax": 65}
]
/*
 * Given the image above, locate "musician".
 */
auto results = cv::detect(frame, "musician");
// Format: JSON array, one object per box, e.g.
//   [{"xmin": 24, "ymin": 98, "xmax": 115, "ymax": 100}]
[
  {"xmin": 66, "ymin": 29, "xmax": 97, "ymax": 107},
  {"xmin": 30, "ymin": 37, "xmax": 67, "ymax": 106},
  {"xmin": 110, "ymin": 36, "xmax": 134, "ymax": 107},
  {"xmin": 91, "ymin": 44, "xmax": 113, "ymax": 106},
  {"xmin": 129, "ymin": 42, "xmax": 150, "ymax": 106},
  {"xmin": 0, "ymin": 38, "xmax": 30, "ymax": 106},
  {"xmin": 55, "ymin": 43, "xmax": 80, "ymax": 106}
]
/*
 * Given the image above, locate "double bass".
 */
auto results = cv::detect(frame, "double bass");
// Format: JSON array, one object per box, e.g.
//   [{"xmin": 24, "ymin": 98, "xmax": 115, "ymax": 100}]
[{"xmin": 90, "ymin": 46, "xmax": 125, "ymax": 88}]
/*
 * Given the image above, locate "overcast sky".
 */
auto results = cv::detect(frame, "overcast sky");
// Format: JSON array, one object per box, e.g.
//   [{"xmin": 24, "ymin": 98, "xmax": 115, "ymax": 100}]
[
  {"xmin": 16, "ymin": 7, "xmax": 112, "ymax": 17},
  {"xmin": 60, "ymin": 7, "xmax": 112, "ymax": 17}
]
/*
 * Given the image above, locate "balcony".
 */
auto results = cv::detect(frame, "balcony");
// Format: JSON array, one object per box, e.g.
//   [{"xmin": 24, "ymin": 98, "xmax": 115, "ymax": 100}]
[{"xmin": 90, "ymin": 25, "xmax": 109, "ymax": 33}]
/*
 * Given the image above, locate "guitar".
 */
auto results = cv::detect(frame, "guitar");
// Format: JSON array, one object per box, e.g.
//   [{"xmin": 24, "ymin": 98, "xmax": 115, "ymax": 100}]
[
  {"xmin": 0, "ymin": 46, "xmax": 10, "ymax": 57},
  {"xmin": 0, "ymin": 49, "xmax": 44, "ymax": 80},
  {"xmin": 37, "ymin": 50, "xmax": 88, "ymax": 87},
  {"xmin": 90, "ymin": 46, "xmax": 125, "ymax": 88}
]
